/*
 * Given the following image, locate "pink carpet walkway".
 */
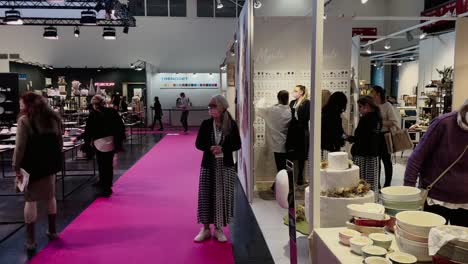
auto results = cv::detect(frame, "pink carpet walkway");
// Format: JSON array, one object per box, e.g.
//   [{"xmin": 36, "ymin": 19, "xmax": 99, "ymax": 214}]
[{"xmin": 29, "ymin": 132, "xmax": 235, "ymax": 264}]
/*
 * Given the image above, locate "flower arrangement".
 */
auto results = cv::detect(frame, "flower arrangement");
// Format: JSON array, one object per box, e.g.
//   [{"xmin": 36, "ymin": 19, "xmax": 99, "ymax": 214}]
[{"xmin": 321, "ymin": 179, "xmax": 371, "ymax": 198}]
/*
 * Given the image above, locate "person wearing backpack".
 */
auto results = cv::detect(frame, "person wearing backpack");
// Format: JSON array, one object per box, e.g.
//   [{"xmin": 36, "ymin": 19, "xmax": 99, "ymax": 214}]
[{"xmin": 13, "ymin": 92, "xmax": 63, "ymax": 251}]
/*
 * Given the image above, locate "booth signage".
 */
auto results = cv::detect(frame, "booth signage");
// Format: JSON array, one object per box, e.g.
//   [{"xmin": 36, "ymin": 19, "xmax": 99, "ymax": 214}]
[
  {"xmin": 159, "ymin": 73, "xmax": 219, "ymax": 89},
  {"xmin": 457, "ymin": 0, "xmax": 468, "ymax": 13},
  {"xmin": 421, "ymin": 0, "xmax": 456, "ymax": 32},
  {"xmin": 18, "ymin": 73, "xmax": 27, "ymax": 80},
  {"xmin": 95, "ymin": 82, "xmax": 115, "ymax": 87},
  {"xmin": 352, "ymin": 28, "xmax": 377, "ymax": 42}
]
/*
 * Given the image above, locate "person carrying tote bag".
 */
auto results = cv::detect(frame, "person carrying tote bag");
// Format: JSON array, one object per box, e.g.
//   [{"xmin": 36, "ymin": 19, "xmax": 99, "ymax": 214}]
[{"xmin": 404, "ymin": 100, "xmax": 468, "ymax": 227}]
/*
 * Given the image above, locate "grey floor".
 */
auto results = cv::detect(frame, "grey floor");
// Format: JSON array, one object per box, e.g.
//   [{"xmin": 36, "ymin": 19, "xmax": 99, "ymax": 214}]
[{"xmin": 251, "ymin": 152, "xmax": 410, "ymax": 264}]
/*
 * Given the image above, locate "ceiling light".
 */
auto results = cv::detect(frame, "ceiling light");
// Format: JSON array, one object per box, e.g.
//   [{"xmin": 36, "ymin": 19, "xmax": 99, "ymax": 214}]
[
  {"xmin": 43, "ymin": 26, "xmax": 58, "ymax": 40},
  {"xmin": 361, "ymin": 0, "xmax": 368, "ymax": 4},
  {"xmin": 220, "ymin": 64, "xmax": 227, "ymax": 71},
  {"xmin": 323, "ymin": 13, "xmax": 327, "ymax": 20},
  {"xmin": 384, "ymin": 41, "xmax": 391, "ymax": 50},
  {"xmin": 230, "ymin": 50, "xmax": 235, "ymax": 56},
  {"xmin": 42, "ymin": 66, "xmax": 47, "ymax": 70},
  {"xmin": 254, "ymin": 0, "xmax": 262, "ymax": 8},
  {"xmin": 366, "ymin": 45, "xmax": 373, "ymax": 54},
  {"xmin": 130, "ymin": 63, "xmax": 135, "ymax": 68},
  {"xmin": 397, "ymin": 62, "xmax": 403, "ymax": 67},
  {"xmin": 135, "ymin": 67, "xmax": 143, "ymax": 71},
  {"xmin": 102, "ymin": 27, "xmax": 116, "ymax": 40},
  {"xmin": 419, "ymin": 32, "xmax": 427, "ymax": 40},
  {"xmin": 406, "ymin": 31, "xmax": 414, "ymax": 42},
  {"xmin": 74, "ymin": 26, "xmax": 80, "ymax": 38},
  {"xmin": 80, "ymin": 10, "xmax": 97, "ymax": 25},
  {"xmin": 4, "ymin": 10, "xmax": 23, "ymax": 25},
  {"xmin": 216, "ymin": 0, "xmax": 223, "ymax": 9},
  {"xmin": 373, "ymin": 62, "xmax": 377, "ymax": 67},
  {"xmin": 410, "ymin": 56, "xmax": 415, "ymax": 61}
]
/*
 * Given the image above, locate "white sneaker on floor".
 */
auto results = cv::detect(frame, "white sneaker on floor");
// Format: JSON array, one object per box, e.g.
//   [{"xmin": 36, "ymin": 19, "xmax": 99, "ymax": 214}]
[
  {"xmin": 214, "ymin": 228, "xmax": 227, "ymax": 243},
  {"xmin": 194, "ymin": 228, "xmax": 211, "ymax": 242}
]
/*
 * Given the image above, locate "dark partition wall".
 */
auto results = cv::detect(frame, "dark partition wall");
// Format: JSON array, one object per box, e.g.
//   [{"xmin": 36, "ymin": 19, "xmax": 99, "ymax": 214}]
[
  {"xmin": 0, "ymin": 73, "xmax": 20, "ymax": 126},
  {"xmin": 9, "ymin": 62, "xmax": 47, "ymax": 95}
]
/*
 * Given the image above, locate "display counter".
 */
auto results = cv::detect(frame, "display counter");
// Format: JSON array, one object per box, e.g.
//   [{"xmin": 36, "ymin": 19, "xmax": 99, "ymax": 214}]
[
  {"xmin": 162, "ymin": 107, "xmax": 210, "ymax": 127},
  {"xmin": 310, "ymin": 227, "xmax": 399, "ymax": 264}
]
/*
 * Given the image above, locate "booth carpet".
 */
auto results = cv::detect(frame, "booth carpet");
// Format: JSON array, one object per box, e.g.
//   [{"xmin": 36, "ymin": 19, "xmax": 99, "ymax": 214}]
[{"xmin": 29, "ymin": 132, "xmax": 235, "ymax": 264}]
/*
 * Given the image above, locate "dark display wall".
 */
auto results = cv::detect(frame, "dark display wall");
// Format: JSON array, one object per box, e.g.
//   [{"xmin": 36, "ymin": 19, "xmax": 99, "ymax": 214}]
[
  {"xmin": 0, "ymin": 73, "xmax": 20, "ymax": 126},
  {"xmin": 9, "ymin": 62, "xmax": 47, "ymax": 95}
]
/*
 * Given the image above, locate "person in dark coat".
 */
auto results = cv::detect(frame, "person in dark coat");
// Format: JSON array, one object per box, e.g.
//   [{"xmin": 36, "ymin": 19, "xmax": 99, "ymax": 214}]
[
  {"xmin": 83, "ymin": 95, "xmax": 126, "ymax": 197},
  {"xmin": 152, "ymin": 96, "xmax": 163, "ymax": 131},
  {"xmin": 287, "ymin": 85, "xmax": 310, "ymax": 186},
  {"xmin": 194, "ymin": 95, "xmax": 241, "ymax": 243},
  {"xmin": 321, "ymin": 92, "xmax": 348, "ymax": 158}
]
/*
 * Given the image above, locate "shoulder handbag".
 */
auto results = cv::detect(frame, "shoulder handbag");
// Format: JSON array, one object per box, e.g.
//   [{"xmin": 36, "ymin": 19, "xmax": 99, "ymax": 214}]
[
  {"xmin": 420, "ymin": 145, "xmax": 468, "ymax": 209},
  {"xmin": 385, "ymin": 126, "xmax": 413, "ymax": 154}
]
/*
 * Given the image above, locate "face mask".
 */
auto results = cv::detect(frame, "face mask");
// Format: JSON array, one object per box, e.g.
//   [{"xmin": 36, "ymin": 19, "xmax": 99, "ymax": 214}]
[{"xmin": 209, "ymin": 108, "xmax": 221, "ymax": 118}]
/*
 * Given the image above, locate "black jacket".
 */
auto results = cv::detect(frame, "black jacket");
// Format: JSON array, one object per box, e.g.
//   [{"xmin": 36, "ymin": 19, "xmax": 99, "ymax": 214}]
[
  {"xmin": 154, "ymin": 102, "xmax": 162, "ymax": 119},
  {"xmin": 348, "ymin": 111, "xmax": 382, "ymax": 157},
  {"xmin": 196, "ymin": 118, "xmax": 241, "ymax": 168},
  {"xmin": 321, "ymin": 109, "xmax": 345, "ymax": 152},
  {"xmin": 84, "ymin": 107, "xmax": 126, "ymax": 151},
  {"xmin": 286, "ymin": 99, "xmax": 310, "ymax": 159}
]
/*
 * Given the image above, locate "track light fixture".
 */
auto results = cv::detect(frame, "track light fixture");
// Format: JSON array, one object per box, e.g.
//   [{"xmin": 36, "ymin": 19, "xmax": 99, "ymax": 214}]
[
  {"xmin": 80, "ymin": 10, "xmax": 97, "ymax": 25},
  {"xmin": 4, "ymin": 10, "xmax": 23, "ymax": 25},
  {"xmin": 74, "ymin": 26, "xmax": 80, "ymax": 38},
  {"xmin": 123, "ymin": 26, "xmax": 129, "ymax": 34},
  {"xmin": 220, "ymin": 64, "xmax": 227, "ymax": 71},
  {"xmin": 406, "ymin": 31, "xmax": 414, "ymax": 42},
  {"xmin": 366, "ymin": 45, "xmax": 373, "ymax": 55},
  {"xmin": 130, "ymin": 60, "xmax": 146, "ymax": 71},
  {"xmin": 384, "ymin": 41, "xmax": 391, "ymax": 50},
  {"xmin": 419, "ymin": 32, "xmax": 427, "ymax": 40},
  {"xmin": 409, "ymin": 56, "xmax": 415, "ymax": 61},
  {"xmin": 254, "ymin": 0, "xmax": 262, "ymax": 8},
  {"xmin": 361, "ymin": 0, "xmax": 368, "ymax": 4},
  {"xmin": 397, "ymin": 61, "xmax": 403, "ymax": 67},
  {"xmin": 102, "ymin": 27, "xmax": 116, "ymax": 40},
  {"xmin": 216, "ymin": 0, "xmax": 223, "ymax": 9},
  {"xmin": 43, "ymin": 26, "xmax": 58, "ymax": 40}
]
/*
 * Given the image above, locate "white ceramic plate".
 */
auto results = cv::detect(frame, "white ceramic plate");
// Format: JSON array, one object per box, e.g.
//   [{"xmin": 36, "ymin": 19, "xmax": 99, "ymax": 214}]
[
  {"xmin": 347, "ymin": 203, "xmax": 386, "ymax": 220},
  {"xmin": 381, "ymin": 186, "xmax": 421, "ymax": 202}
]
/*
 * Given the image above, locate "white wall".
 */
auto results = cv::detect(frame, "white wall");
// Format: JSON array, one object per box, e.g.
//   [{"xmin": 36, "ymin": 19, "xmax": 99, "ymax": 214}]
[
  {"xmin": 453, "ymin": 19, "xmax": 468, "ymax": 109},
  {"xmin": 0, "ymin": 61, "xmax": 9, "ymax": 72},
  {"xmin": 0, "ymin": 17, "xmax": 236, "ymax": 72},
  {"xmin": 398, "ymin": 60, "xmax": 419, "ymax": 104}
]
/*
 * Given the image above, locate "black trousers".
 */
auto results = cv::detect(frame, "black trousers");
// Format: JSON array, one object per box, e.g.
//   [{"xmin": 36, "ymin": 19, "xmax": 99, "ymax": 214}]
[
  {"xmin": 96, "ymin": 150, "xmax": 115, "ymax": 193},
  {"xmin": 379, "ymin": 133, "xmax": 393, "ymax": 188},
  {"xmin": 274, "ymin": 152, "xmax": 287, "ymax": 172},
  {"xmin": 425, "ymin": 203, "xmax": 468, "ymax": 227},
  {"xmin": 152, "ymin": 115, "xmax": 163, "ymax": 130},
  {"xmin": 181, "ymin": 110, "xmax": 189, "ymax": 131}
]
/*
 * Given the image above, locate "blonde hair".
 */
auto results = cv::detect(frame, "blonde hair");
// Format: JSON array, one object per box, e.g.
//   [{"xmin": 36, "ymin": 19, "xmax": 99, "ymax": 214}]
[
  {"xmin": 211, "ymin": 94, "xmax": 233, "ymax": 136},
  {"xmin": 296, "ymin": 85, "xmax": 309, "ymax": 100}
]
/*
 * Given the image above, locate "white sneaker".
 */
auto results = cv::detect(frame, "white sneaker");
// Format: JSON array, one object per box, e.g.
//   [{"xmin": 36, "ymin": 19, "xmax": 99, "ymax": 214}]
[
  {"xmin": 214, "ymin": 228, "xmax": 227, "ymax": 243},
  {"xmin": 194, "ymin": 228, "xmax": 211, "ymax": 242}
]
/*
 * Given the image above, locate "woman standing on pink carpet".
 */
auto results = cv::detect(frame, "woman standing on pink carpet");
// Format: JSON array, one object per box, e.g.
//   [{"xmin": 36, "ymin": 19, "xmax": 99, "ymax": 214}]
[{"xmin": 195, "ymin": 95, "xmax": 241, "ymax": 243}]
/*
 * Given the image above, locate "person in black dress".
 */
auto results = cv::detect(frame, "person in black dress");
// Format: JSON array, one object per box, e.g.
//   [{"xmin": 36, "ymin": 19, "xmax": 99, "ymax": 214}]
[
  {"xmin": 152, "ymin": 96, "xmax": 163, "ymax": 131},
  {"xmin": 287, "ymin": 85, "xmax": 310, "ymax": 186},
  {"xmin": 321, "ymin": 92, "xmax": 348, "ymax": 158},
  {"xmin": 119, "ymin": 96, "xmax": 128, "ymax": 113}
]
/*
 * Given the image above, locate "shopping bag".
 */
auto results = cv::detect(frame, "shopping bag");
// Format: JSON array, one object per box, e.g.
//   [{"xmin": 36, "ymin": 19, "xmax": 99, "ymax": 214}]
[{"xmin": 391, "ymin": 128, "xmax": 413, "ymax": 153}]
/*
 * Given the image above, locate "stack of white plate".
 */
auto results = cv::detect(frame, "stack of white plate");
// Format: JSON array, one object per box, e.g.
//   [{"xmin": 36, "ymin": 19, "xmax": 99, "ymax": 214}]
[
  {"xmin": 395, "ymin": 211, "xmax": 446, "ymax": 262},
  {"xmin": 381, "ymin": 187, "xmax": 423, "ymax": 217}
]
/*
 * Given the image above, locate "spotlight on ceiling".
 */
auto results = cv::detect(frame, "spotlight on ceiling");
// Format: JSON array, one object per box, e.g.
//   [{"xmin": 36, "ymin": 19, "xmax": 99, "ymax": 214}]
[
  {"xmin": 230, "ymin": 49, "xmax": 235, "ymax": 56},
  {"xmin": 130, "ymin": 63, "xmax": 135, "ymax": 68},
  {"xmin": 4, "ymin": 10, "xmax": 23, "ymax": 25},
  {"xmin": 410, "ymin": 56, "xmax": 415, "ymax": 61},
  {"xmin": 80, "ymin": 10, "xmax": 97, "ymax": 25},
  {"xmin": 406, "ymin": 31, "xmax": 414, "ymax": 42},
  {"xmin": 254, "ymin": 0, "xmax": 262, "ymax": 8},
  {"xmin": 216, "ymin": 0, "xmax": 223, "ymax": 9},
  {"xmin": 361, "ymin": 0, "xmax": 369, "ymax": 4},
  {"xmin": 220, "ymin": 64, "xmax": 227, "ymax": 71},
  {"xmin": 123, "ymin": 26, "xmax": 129, "ymax": 34},
  {"xmin": 102, "ymin": 27, "xmax": 116, "ymax": 40},
  {"xmin": 419, "ymin": 32, "xmax": 427, "ymax": 40},
  {"xmin": 384, "ymin": 41, "xmax": 391, "ymax": 50},
  {"xmin": 397, "ymin": 61, "xmax": 403, "ymax": 67},
  {"xmin": 323, "ymin": 13, "xmax": 327, "ymax": 20},
  {"xmin": 43, "ymin": 26, "xmax": 58, "ymax": 40},
  {"xmin": 366, "ymin": 45, "xmax": 373, "ymax": 55},
  {"xmin": 135, "ymin": 67, "xmax": 144, "ymax": 71},
  {"xmin": 74, "ymin": 26, "xmax": 80, "ymax": 38},
  {"xmin": 373, "ymin": 62, "xmax": 377, "ymax": 67}
]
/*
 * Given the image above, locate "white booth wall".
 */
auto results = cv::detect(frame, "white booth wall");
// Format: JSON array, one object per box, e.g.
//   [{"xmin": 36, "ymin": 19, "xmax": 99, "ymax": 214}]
[
  {"xmin": 454, "ymin": 19, "xmax": 468, "ymax": 109},
  {"xmin": 398, "ymin": 61, "xmax": 419, "ymax": 105}
]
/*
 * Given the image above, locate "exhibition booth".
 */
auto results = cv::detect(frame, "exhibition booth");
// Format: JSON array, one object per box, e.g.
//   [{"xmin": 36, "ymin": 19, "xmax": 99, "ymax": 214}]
[{"xmin": 225, "ymin": 0, "xmax": 468, "ymax": 263}]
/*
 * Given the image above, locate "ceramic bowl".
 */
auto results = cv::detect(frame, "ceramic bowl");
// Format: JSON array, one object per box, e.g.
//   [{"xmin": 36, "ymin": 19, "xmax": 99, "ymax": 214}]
[
  {"xmin": 346, "ymin": 221, "xmax": 385, "ymax": 235},
  {"xmin": 338, "ymin": 229, "xmax": 361, "ymax": 246},
  {"xmin": 395, "ymin": 223, "xmax": 428, "ymax": 243},
  {"xmin": 354, "ymin": 215, "xmax": 391, "ymax": 227},
  {"xmin": 395, "ymin": 230, "xmax": 432, "ymax": 262},
  {"xmin": 350, "ymin": 236, "xmax": 373, "ymax": 255},
  {"xmin": 369, "ymin": 233, "xmax": 393, "ymax": 250},
  {"xmin": 365, "ymin": 256, "xmax": 392, "ymax": 264},
  {"xmin": 387, "ymin": 252, "xmax": 418, "ymax": 264},
  {"xmin": 347, "ymin": 203, "xmax": 386, "ymax": 221},
  {"xmin": 362, "ymin": 245, "xmax": 388, "ymax": 258},
  {"xmin": 396, "ymin": 211, "xmax": 446, "ymax": 237},
  {"xmin": 381, "ymin": 186, "xmax": 421, "ymax": 202},
  {"xmin": 381, "ymin": 198, "xmax": 422, "ymax": 210}
]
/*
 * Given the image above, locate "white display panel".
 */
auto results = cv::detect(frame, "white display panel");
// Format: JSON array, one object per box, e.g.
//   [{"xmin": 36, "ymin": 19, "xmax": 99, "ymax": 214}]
[{"xmin": 158, "ymin": 73, "xmax": 220, "ymax": 89}]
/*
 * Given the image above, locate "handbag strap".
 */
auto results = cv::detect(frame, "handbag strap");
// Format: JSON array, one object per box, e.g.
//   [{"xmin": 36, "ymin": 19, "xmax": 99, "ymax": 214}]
[{"xmin": 426, "ymin": 145, "xmax": 468, "ymax": 191}]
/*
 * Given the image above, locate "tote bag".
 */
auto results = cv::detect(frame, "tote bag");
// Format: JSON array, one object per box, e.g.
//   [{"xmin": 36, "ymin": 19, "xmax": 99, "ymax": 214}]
[{"xmin": 385, "ymin": 127, "xmax": 413, "ymax": 154}]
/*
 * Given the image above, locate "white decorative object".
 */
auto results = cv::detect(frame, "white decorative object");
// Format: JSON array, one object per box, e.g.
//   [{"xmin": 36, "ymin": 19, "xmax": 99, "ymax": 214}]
[
  {"xmin": 88, "ymin": 78, "xmax": 96, "ymax": 96},
  {"xmin": 304, "ymin": 187, "xmax": 310, "ymax": 223},
  {"xmin": 275, "ymin": 169, "xmax": 289, "ymax": 209},
  {"xmin": 320, "ymin": 191, "xmax": 375, "ymax": 228},
  {"xmin": 347, "ymin": 203, "xmax": 386, "ymax": 220},
  {"xmin": 72, "ymin": 80, "xmax": 81, "ymax": 96},
  {"xmin": 80, "ymin": 89, "xmax": 89, "ymax": 96},
  {"xmin": 328, "ymin": 152, "xmax": 349, "ymax": 170},
  {"xmin": 320, "ymin": 165, "xmax": 359, "ymax": 191}
]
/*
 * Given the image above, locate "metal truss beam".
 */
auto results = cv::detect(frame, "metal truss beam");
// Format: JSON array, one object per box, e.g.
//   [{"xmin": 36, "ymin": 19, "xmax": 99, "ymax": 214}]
[
  {"xmin": 0, "ymin": 1, "xmax": 97, "ymax": 9},
  {"xmin": 0, "ymin": 17, "xmax": 135, "ymax": 27}
]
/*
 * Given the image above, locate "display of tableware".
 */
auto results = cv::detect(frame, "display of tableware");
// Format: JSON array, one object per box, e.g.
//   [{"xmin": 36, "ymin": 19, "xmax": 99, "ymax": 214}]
[
  {"xmin": 346, "ymin": 221, "xmax": 385, "ymax": 235},
  {"xmin": 432, "ymin": 255, "xmax": 464, "ymax": 264},
  {"xmin": 381, "ymin": 186, "xmax": 421, "ymax": 202},
  {"xmin": 0, "ymin": 92, "xmax": 5, "ymax": 103},
  {"xmin": 396, "ymin": 211, "xmax": 446, "ymax": 237},
  {"xmin": 387, "ymin": 252, "xmax": 418, "ymax": 264},
  {"xmin": 437, "ymin": 242, "xmax": 468, "ymax": 264},
  {"xmin": 385, "ymin": 207, "xmax": 419, "ymax": 217},
  {"xmin": 350, "ymin": 236, "xmax": 373, "ymax": 255},
  {"xmin": 0, "ymin": 128, "xmax": 9, "ymax": 135},
  {"xmin": 347, "ymin": 203, "xmax": 386, "ymax": 221},
  {"xmin": 395, "ymin": 230, "xmax": 432, "ymax": 262},
  {"xmin": 365, "ymin": 256, "xmax": 392, "ymax": 264},
  {"xmin": 369, "ymin": 233, "xmax": 393, "ymax": 250},
  {"xmin": 395, "ymin": 224, "xmax": 428, "ymax": 243},
  {"xmin": 63, "ymin": 142, "xmax": 75, "ymax": 147},
  {"xmin": 362, "ymin": 245, "xmax": 388, "ymax": 258},
  {"xmin": 354, "ymin": 215, "xmax": 391, "ymax": 227},
  {"xmin": 338, "ymin": 229, "xmax": 361, "ymax": 246},
  {"xmin": 381, "ymin": 198, "xmax": 422, "ymax": 210}
]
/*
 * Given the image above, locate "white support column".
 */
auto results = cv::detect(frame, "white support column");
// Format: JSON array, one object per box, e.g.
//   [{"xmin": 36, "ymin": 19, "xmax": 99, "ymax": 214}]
[
  {"xmin": 453, "ymin": 18, "xmax": 468, "ymax": 109},
  {"xmin": 309, "ymin": 0, "xmax": 324, "ymax": 230}
]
